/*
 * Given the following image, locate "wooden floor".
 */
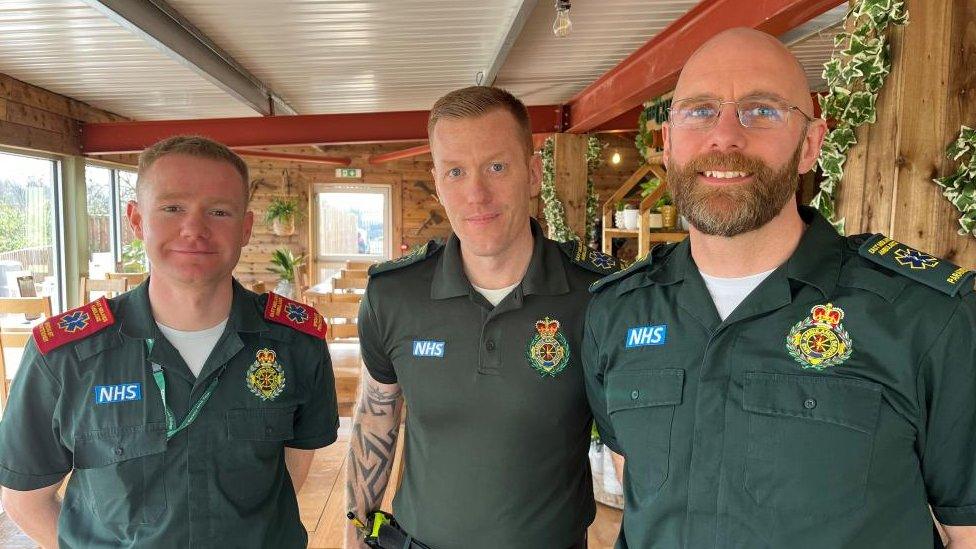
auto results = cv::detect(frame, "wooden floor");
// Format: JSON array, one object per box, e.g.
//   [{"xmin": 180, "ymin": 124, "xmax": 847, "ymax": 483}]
[{"xmin": 0, "ymin": 342, "xmax": 623, "ymax": 548}]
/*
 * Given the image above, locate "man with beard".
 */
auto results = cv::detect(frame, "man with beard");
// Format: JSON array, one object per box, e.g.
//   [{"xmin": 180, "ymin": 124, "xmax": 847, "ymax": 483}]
[{"xmin": 582, "ymin": 28, "xmax": 976, "ymax": 548}]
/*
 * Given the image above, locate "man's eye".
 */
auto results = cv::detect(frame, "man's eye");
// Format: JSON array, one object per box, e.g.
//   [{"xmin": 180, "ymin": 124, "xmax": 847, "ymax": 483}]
[
  {"xmin": 743, "ymin": 102, "xmax": 783, "ymax": 120},
  {"xmin": 447, "ymin": 168, "xmax": 463, "ymax": 178},
  {"xmin": 161, "ymin": 205, "xmax": 181, "ymax": 213},
  {"xmin": 489, "ymin": 163, "xmax": 505, "ymax": 173},
  {"xmin": 688, "ymin": 104, "xmax": 717, "ymax": 119},
  {"xmin": 211, "ymin": 209, "xmax": 230, "ymax": 217}
]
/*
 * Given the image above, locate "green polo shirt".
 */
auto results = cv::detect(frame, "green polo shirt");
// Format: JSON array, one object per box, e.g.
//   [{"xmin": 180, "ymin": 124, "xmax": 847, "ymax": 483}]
[
  {"xmin": 583, "ymin": 206, "xmax": 976, "ymax": 549},
  {"xmin": 360, "ymin": 220, "xmax": 618, "ymax": 549},
  {"xmin": 0, "ymin": 280, "xmax": 339, "ymax": 548}
]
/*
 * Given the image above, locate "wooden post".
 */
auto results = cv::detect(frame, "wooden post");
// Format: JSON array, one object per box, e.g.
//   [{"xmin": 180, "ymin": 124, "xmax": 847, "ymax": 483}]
[
  {"xmin": 836, "ymin": 0, "xmax": 976, "ymax": 268},
  {"xmin": 552, "ymin": 132, "xmax": 588, "ymax": 240}
]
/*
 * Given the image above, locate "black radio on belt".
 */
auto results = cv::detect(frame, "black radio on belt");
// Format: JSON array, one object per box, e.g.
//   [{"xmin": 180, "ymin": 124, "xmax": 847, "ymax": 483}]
[{"xmin": 348, "ymin": 510, "xmax": 433, "ymax": 549}]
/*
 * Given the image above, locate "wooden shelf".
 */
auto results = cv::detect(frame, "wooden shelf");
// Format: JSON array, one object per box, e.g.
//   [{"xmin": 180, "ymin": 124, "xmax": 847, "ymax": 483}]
[
  {"xmin": 605, "ymin": 228, "xmax": 639, "ymax": 238},
  {"xmin": 646, "ymin": 231, "xmax": 688, "ymax": 242},
  {"xmin": 602, "ymin": 154, "xmax": 680, "ymax": 258}
]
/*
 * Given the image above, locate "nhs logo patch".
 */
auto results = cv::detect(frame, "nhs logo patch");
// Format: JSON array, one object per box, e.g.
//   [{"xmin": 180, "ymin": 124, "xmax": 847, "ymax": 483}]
[
  {"xmin": 625, "ymin": 325, "xmax": 668, "ymax": 348},
  {"xmin": 412, "ymin": 340, "xmax": 445, "ymax": 358},
  {"xmin": 93, "ymin": 383, "xmax": 142, "ymax": 404}
]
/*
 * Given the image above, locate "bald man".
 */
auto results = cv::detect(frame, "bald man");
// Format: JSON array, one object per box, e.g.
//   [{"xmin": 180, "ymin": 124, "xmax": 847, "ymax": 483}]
[{"xmin": 583, "ymin": 28, "xmax": 976, "ymax": 548}]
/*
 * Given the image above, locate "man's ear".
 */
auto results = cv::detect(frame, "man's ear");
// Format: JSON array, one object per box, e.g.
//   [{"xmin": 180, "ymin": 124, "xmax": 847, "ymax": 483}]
[
  {"xmin": 798, "ymin": 119, "xmax": 828, "ymax": 174},
  {"xmin": 127, "ymin": 200, "xmax": 144, "ymax": 240}
]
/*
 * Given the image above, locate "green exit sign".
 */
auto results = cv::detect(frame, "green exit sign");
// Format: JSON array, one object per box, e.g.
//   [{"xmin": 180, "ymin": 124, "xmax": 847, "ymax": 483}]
[{"xmin": 335, "ymin": 168, "xmax": 362, "ymax": 178}]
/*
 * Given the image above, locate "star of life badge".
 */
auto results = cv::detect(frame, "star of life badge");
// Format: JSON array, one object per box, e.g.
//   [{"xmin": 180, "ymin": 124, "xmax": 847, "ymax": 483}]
[
  {"xmin": 786, "ymin": 303, "xmax": 853, "ymax": 370},
  {"xmin": 246, "ymin": 348, "xmax": 286, "ymax": 401},
  {"xmin": 526, "ymin": 316, "xmax": 570, "ymax": 377}
]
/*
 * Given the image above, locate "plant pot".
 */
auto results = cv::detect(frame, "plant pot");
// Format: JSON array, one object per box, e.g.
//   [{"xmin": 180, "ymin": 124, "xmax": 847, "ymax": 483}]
[
  {"xmin": 274, "ymin": 279, "xmax": 295, "ymax": 299},
  {"xmin": 272, "ymin": 217, "xmax": 295, "ymax": 236},
  {"xmin": 623, "ymin": 209, "xmax": 640, "ymax": 230},
  {"xmin": 659, "ymin": 205, "xmax": 677, "ymax": 229},
  {"xmin": 614, "ymin": 211, "xmax": 627, "ymax": 229},
  {"xmin": 648, "ymin": 212, "xmax": 664, "ymax": 229}
]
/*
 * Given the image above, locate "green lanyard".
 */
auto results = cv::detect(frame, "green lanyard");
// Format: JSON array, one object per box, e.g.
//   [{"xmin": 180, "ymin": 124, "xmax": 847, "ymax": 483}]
[{"xmin": 146, "ymin": 338, "xmax": 220, "ymax": 440}]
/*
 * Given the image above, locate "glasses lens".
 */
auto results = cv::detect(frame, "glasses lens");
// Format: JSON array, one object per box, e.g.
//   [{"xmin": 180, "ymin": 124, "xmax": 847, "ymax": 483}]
[
  {"xmin": 738, "ymin": 101, "xmax": 788, "ymax": 128},
  {"xmin": 671, "ymin": 99, "xmax": 720, "ymax": 129}
]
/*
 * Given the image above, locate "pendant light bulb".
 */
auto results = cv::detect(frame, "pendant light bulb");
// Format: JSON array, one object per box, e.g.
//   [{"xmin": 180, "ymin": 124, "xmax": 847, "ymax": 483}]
[{"xmin": 553, "ymin": 1, "xmax": 572, "ymax": 38}]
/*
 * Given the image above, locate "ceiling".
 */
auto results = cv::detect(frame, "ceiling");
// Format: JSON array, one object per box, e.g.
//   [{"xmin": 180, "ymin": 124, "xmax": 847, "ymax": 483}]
[{"xmin": 0, "ymin": 1, "xmax": 845, "ymax": 122}]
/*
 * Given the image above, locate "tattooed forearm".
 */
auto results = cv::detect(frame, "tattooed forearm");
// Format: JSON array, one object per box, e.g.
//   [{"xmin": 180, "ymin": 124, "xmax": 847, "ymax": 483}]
[{"xmin": 345, "ymin": 367, "xmax": 404, "ymax": 518}]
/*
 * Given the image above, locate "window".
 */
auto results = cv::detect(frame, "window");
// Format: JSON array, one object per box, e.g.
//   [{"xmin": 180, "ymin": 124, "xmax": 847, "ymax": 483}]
[
  {"xmin": 314, "ymin": 184, "xmax": 391, "ymax": 262},
  {"xmin": 84, "ymin": 165, "xmax": 142, "ymax": 277},
  {"xmin": 0, "ymin": 150, "xmax": 63, "ymax": 311}
]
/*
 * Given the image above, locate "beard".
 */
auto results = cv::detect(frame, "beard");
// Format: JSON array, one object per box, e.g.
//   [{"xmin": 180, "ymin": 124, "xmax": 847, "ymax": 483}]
[{"xmin": 667, "ymin": 140, "xmax": 804, "ymax": 237}]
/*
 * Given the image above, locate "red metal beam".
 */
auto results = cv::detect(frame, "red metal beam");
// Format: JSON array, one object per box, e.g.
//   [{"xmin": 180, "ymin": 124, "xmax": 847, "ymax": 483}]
[
  {"xmin": 369, "ymin": 143, "xmax": 431, "ymax": 165},
  {"xmin": 82, "ymin": 105, "xmax": 566, "ymax": 154},
  {"xmin": 565, "ymin": 0, "xmax": 846, "ymax": 133},
  {"xmin": 368, "ymin": 132, "xmax": 557, "ymax": 165},
  {"xmin": 234, "ymin": 148, "xmax": 351, "ymax": 166}
]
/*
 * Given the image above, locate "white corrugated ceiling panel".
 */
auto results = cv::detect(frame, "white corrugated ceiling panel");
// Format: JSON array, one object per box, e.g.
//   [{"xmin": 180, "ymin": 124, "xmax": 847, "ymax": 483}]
[
  {"xmin": 165, "ymin": 0, "xmax": 527, "ymax": 114},
  {"xmin": 0, "ymin": 0, "xmax": 256, "ymax": 120},
  {"xmin": 495, "ymin": 0, "xmax": 700, "ymax": 105}
]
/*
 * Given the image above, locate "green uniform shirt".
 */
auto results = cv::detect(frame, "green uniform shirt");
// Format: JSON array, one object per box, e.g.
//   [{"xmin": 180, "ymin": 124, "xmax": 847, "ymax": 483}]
[
  {"xmin": 360, "ymin": 220, "xmax": 618, "ymax": 549},
  {"xmin": 584, "ymin": 206, "xmax": 976, "ymax": 549},
  {"xmin": 0, "ymin": 280, "xmax": 339, "ymax": 548}
]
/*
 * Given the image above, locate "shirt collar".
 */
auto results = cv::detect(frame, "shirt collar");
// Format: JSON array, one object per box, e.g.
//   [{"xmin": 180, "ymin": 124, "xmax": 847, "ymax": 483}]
[
  {"xmin": 431, "ymin": 218, "xmax": 569, "ymax": 300},
  {"xmin": 785, "ymin": 205, "xmax": 844, "ymax": 299},
  {"xmin": 119, "ymin": 278, "xmax": 265, "ymax": 339}
]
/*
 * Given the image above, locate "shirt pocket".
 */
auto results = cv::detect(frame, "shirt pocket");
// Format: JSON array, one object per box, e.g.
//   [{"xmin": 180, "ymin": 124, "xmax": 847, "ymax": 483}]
[
  {"xmin": 607, "ymin": 368, "xmax": 684, "ymax": 497},
  {"xmin": 223, "ymin": 408, "xmax": 296, "ymax": 508},
  {"xmin": 73, "ymin": 423, "xmax": 168, "ymax": 527},
  {"xmin": 742, "ymin": 372, "xmax": 882, "ymax": 515},
  {"xmin": 226, "ymin": 407, "xmax": 296, "ymax": 442}
]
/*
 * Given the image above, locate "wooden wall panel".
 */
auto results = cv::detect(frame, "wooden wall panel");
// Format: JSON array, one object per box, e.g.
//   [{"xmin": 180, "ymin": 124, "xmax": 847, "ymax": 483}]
[{"xmin": 836, "ymin": 0, "xmax": 976, "ymax": 268}]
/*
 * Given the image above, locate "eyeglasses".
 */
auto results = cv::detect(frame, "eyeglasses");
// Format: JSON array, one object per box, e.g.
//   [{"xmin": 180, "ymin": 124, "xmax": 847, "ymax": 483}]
[{"xmin": 668, "ymin": 98, "xmax": 814, "ymax": 130}]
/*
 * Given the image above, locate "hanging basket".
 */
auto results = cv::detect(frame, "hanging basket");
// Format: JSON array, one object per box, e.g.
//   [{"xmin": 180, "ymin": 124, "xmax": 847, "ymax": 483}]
[{"xmin": 271, "ymin": 217, "xmax": 296, "ymax": 236}]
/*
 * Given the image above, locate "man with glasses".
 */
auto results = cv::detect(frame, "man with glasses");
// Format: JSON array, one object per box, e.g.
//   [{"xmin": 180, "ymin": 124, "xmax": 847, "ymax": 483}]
[{"xmin": 583, "ymin": 28, "xmax": 976, "ymax": 548}]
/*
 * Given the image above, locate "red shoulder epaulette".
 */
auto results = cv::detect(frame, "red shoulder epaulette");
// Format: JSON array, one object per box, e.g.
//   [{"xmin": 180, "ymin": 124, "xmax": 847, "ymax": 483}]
[
  {"xmin": 33, "ymin": 297, "xmax": 116, "ymax": 355},
  {"xmin": 263, "ymin": 292, "xmax": 328, "ymax": 340}
]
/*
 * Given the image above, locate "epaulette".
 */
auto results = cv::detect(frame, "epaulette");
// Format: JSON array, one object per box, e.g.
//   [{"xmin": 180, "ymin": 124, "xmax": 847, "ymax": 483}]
[
  {"xmin": 856, "ymin": 234, "xmax": 975, "ymax": 297},
  {"xmin": 588, "ymin": 242, "xmax": 678, "ymax": 293},
  {"xmin": 557, "ymin": 239, "xmax": 620, "ymax": 276},
  {"xmin": 263, "ymin": 292, "xmax": 328, "ymax": 340},
  {"xmin": 368, "ymin": 240, "xmax": 442, "ymax": 277},
  {"xmin": 33, "ymin": 297, "xmax": 115, "ymax": 355}
]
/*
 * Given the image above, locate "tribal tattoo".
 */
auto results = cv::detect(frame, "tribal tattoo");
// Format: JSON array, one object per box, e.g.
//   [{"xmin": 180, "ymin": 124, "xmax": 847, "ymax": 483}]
[{"xmin": 346, "ymin": 370, "xmax": 404, "ymax": 516}]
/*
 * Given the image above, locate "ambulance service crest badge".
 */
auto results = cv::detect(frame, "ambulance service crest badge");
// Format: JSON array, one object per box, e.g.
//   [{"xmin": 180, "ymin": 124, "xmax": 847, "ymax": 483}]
[
  {"xmin": 526, "ymin": 316, "xmax": 570, "ymax": 377},
  {"xmin": 786, "ymin": 303, "xmax": 853, "ymax": 370},
  {"xmin": 246, "ymin": 348, "xmax": 286, "ymax": 401}
]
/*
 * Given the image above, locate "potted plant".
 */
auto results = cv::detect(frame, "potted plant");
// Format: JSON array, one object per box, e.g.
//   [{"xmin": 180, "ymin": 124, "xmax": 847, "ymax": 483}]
[
  {"xmin": 622, "ymin": 202, "xmax": 640, "ymax": 230},
  {"xmin": 655, "ymin": 194, "xmax": 677, "ymax": 229},
  {"xmin": 613, "ymin": 200, "xmax": 627, "ymax": 229},
  {"xmin": 264, "ymin": 197, "xmax": 302, "ymax": 236},
  {"xmin": 268, "ymin": 248, "xmax": 305, "ymax": 298}
]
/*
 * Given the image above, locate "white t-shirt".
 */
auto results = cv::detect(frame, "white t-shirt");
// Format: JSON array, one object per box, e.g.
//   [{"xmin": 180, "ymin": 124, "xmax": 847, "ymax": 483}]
[
  {"xmin": 699, "ymin": 268, "xmax": 776, "ymax": 321},
  {"xmin": 472, "ymin": 281, "xmax": 521, "ymax": 307},
  {"xmin": 157, "ymin": 319, "xmax": 228, "ymax": 377}
]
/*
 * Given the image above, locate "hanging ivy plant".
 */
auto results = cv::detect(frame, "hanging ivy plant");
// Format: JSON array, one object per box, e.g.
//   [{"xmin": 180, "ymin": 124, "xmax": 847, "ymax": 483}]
[
  {"xmin": 934, "ymin": 126, "xmax": 976, "ymax": 237},
  {"xmin": 540, "ymin": 136, "xmax": 603, "ymax": 244},
  {"xmin": 635, "ymin": 94, "xmax": 672, "ymax": 162},
  {"xmin": 810, "ymin": 0, "xmax": 908, "ymax": 232}
]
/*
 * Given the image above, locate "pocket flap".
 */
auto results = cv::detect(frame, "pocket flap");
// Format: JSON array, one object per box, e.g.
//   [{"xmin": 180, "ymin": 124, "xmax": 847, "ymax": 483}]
[
  {"xmin": 73, "ymin": 423, "xmax": 167, "ymax": 469},
  {"xmin": 743, "ymin": 372, "xmax": 882, "ymax": 434},
  {"xmin": 607, "ymin": 369, "xmax": 684, "ymax": 414},
  {"xmin": 226, "ymin": 408, "xmax": 295, "ymax": 441}
]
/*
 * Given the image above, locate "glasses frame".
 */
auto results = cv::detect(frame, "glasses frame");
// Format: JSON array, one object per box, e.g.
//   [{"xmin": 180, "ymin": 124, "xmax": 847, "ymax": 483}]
[{"xmin": 668, "ymin": 98, "xmax": 815, "ymax": 130}]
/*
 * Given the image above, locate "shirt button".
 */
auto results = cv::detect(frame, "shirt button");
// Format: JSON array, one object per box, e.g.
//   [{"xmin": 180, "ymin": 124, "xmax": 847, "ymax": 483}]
[
  {"xmin": 265, "ymin": 426, "xmax": 273, "ymax": 436},
  {"xmin": 114, "ymin": 446, "xmax": 124, "ymax": 456},
  {"xmin": 803, "ymin": 398, "xmax": 817, "ymax": 410},
  {"xmin": 631, "ymin": 390, "xmax": 640, "ymax": 400},
  {"xmin": 485, "ymin": 340, "xmax": 495, "ymax": 351}
]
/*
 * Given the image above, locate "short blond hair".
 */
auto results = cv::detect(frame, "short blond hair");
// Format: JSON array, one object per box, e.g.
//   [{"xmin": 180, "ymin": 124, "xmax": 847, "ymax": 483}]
[
  {"xmin": 428, "ymin": 86, "xmax": 533, "ymax": 157},
  {"xmin": 137, "ymin": 135, "xmax": 249, "ymax": 201}
]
